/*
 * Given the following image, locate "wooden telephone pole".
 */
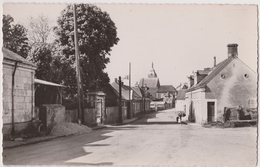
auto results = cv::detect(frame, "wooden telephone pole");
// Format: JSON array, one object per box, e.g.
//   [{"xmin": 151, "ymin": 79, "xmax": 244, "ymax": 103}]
[
  {"xmin": 73, "ymin": 4, "xmax": 84, "ymax": 124},
  {"xmin": 118, "ymin": 76, "xmax": 123, "ymax": 123}
]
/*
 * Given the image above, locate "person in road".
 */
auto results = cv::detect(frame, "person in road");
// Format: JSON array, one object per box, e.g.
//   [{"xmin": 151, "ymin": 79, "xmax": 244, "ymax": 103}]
[{"xmin": 237, "ymin": 105, "xmax": 245, "ymax": 120}]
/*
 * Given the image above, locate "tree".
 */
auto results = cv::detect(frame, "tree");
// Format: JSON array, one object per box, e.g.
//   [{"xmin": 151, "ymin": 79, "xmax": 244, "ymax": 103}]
[
  {"xmin": 54, "ymin": 4, "xmax": 119, "ymax": 95},
  {"xmin": 2, "ymin": 14, "xmax": 30, "ymax": 58},
  {"xmin": 28, "ymin": 14, "xmax": 52, "ymax": 48}
]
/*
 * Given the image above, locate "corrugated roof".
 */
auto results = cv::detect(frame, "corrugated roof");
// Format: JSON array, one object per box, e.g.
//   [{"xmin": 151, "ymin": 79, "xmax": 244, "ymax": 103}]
[
  {"xmin": 2, "ymin": 48, "xmax": 36, "ymax": 67},
  {"xmin": 139, "ymin": 78, "xmax": 160, "ymax": 88},
  {"xmin": 35, "ymin": 79, "xmax": 66, "ymax": 87},
  {"xmin": 157, "ymin": 85, "xmax": 176, "ymax": 93}
]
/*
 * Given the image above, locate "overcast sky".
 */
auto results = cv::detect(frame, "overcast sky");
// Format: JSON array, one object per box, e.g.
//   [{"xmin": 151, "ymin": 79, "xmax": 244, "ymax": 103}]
[{"xmin": 2, "ymin": 3, "xmax": 258, "ymax": 87}]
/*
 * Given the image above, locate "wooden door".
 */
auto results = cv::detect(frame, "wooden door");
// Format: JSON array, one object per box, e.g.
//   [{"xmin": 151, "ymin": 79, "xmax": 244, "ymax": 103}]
[{"xmin": 207, "ymin": 102, "xmax": 215, "ymax": 122}]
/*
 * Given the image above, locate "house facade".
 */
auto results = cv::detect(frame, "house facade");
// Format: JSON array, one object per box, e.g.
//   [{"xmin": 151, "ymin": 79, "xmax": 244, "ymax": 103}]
[
  {"xmin": 185, "ymin": 44, "xmax": 257, "ymax": 124},
  {"xmin": 2, "ymin": 48, "xmax": 37, "ymax": 139},
  {"xmin": 156, "ymin": 85, "xmax": 176, "ymax": 108},
  {"xmin": 175, "ymin": 89, "xmax": 187, "ymax": 114}
]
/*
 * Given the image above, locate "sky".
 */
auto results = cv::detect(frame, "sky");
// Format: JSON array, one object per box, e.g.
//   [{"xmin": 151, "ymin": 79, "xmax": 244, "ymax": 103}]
[{"xmin": 2, "ymin": 2, "xmax": 258, "ymax": 88}]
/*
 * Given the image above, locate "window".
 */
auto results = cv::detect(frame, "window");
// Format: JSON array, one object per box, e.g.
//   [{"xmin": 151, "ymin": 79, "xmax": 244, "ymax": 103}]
[
  {"xmin": 244, "ymin": 74, "xmax": 249, "ymax": 78},
  {"xmin": 221, "ymin": 74, "xmax": 225, "ymax": 79}
]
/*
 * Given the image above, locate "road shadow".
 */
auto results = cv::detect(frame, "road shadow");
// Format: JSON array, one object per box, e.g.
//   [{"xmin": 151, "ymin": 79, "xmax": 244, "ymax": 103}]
[
  {"xmin": 130, "ymin": 121, "xmax": 183, "ymax": 125},
  {"xmin": 66, "ymin": 161, "xmax": 114, "ymax": 166},
  {"xmin": 130, "ymin": 110, "xmax": 185, "ymax": 125}
]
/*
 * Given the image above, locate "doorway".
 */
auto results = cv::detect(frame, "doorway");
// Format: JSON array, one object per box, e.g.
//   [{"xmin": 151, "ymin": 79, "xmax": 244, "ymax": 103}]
[{"xmin": 207, "ymin": 102, "xmax": 215, "ymax": 122}]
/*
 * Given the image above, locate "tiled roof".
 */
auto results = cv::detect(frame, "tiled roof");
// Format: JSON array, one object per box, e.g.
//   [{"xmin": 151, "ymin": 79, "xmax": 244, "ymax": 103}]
[
  {"xmin": 2, "ymin": 47, "xmax": 36, "ymax": 67},
  {"xmin": 139, "ymin": 78, "xmax": 160, "ymax": 88},
  {"xmin": 187, "ymin": 56, "xmax": 233, "ymax": 92},
  {"xmin": 157, "ymin": 85, "xmax": 176, "ymax": 93},
  {"xmin": 176, "ymin": 89, "xmax": 186, "ymax": 100}
]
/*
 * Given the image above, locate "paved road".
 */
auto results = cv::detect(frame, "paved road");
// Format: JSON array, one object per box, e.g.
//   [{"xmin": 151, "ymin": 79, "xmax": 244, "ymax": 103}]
[{"xmin": 3, "ymin": 108, "xmax": 257, "ymax": 166}]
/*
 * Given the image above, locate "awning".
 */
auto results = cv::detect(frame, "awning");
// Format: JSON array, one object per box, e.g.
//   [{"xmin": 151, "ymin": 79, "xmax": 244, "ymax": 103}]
[{"xmin": 34, "ymin": 79, "xmax": 66, "ymax": 87}]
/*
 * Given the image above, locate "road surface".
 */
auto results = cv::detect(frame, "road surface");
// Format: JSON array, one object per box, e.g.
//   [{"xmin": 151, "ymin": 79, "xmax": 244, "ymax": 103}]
[{"xmin": 3, "ymin": 108, "xmax": 257, "ymax": 166}]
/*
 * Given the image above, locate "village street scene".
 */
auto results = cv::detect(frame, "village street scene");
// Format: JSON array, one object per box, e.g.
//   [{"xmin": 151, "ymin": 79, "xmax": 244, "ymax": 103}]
[{"xmin": 1, "ymin": 3, "xmax": 258, "ymax": 167}]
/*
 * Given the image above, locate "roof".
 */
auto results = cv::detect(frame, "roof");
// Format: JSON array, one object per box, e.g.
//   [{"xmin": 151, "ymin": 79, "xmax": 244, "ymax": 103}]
[
  {"xmin": 176, "ymin": 89, "xmax": 187, "ymax": 100},
  {"xmin": 187, "ymin": 56, "xmax": 233, "ymax": 92},
  {"xmin": 139, "ymin": 78, "xmax": 160, "ymax": 88},
  {"xmin": 157, "ymin": 85, "xmax": 176, "ymax": 93},
  {"xmin": 197, "ymin": 69, "xmax": 211, "ymax": 75},
  {"xmin": 132, "ymin": 86, "xmax": 143, "ymax": 97},
  {"xmin": 110, "ymin": 82, "xmax": 130, "ymax": 100},
  {"xmin": 2, "ymin": 48, "xmax": 36, "ymax": 67},
  {"xmin": 35, "ymin": 79, "xmax": 66, "ymax": 87}
]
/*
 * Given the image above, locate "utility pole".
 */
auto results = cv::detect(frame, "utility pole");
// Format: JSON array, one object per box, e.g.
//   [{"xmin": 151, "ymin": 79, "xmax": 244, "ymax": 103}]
[
  {"xmin": 73, "ymin": 4, "xmax": 83, "ymax": 124},
  {"xmin": 128, "ymin": 63, "xmax": 131, "ymax": 119},
  {"xmin": 118, "ymin": 76, "xmax": 123, "ymax": 123}
]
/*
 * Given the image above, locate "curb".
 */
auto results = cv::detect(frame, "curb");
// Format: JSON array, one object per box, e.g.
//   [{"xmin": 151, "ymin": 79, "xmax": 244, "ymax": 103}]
[
  {"xmin": 3, "ymin": 136, "xmax": 61, "ymax": 149},
  {"xmin": 114, "ymin": 118, "xmax": 138, "ymax": 126},
  {"xmin": 92, "ymin": 125, "xmax": 108, "ymax": 130},
  {"xmin": 3, "ymin": 128, "xmax": 100, "ymax": 149}
]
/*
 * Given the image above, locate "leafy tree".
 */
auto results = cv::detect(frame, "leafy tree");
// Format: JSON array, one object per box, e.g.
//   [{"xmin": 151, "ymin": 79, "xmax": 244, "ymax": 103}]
[
  {"xmin": 2, "ymin": 14, "xmax": 30, "ymax": 58},
  {"xmin": 54, "ymin": 4, "xmax": 119, "ymax": 95}
]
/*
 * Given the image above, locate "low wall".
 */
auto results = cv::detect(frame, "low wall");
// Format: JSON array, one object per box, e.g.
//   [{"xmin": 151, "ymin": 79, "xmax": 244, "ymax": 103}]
[
  {"xmin": 104, "ymin": 106, "xmax": 118, "ymax": 124},
  {"xmin": 40, "ymin": 104, "xmax": 66, "ymax": 134},
  {"xmin": 65, "ymin": 108, "xmax": 97, "ymax": 127},
  {"xmin": 104, "ymin": 106, "xmax": 127, "ymax": 124}
]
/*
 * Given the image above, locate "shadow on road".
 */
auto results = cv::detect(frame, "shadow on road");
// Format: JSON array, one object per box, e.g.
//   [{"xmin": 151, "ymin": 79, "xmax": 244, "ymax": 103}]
[
  {"xmin": 131, "ymin": 121, "xmax": 180, "ymax": 125},
  {"xmin": 66, "ymin": 161, "xmax": 114, "ymax": 166}
]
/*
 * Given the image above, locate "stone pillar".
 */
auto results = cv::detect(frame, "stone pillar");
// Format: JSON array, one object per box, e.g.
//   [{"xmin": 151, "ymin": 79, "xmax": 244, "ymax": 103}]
[{"xmin": 87, "ymin": 91, "xmax": 106, "ymax": 125}]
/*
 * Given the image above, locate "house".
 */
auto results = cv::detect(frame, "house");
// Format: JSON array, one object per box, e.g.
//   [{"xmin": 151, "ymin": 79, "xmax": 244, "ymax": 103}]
[
  {"xmin": 175, "ymin": 82, "xmax": 188, "ymax": 91},
  {"xmin": 175, "ymin": 89, "xmax": 187, "ymax": 114},
  {"xmin": 156, "ymin": 85, "xmax": 177, "ymax": 108},
  {"xmin": 111, "ymin": 79, "xmax": 149, "ymax": 117},
  {"xmin": 2, "ymin": 48, "xmax": 37, "ymax": 139},
  {"xmin": 139, "ymin": 63, "xmax": 176, "ymax": 107},
  {"xmin": 185, "ymin": 44, "xmax": 257, "ymax": 124}
]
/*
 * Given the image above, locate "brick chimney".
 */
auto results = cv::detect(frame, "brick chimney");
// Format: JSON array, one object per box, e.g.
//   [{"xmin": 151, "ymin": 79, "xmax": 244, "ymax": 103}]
[
  {"xmin": 227, "ymin": 44, "xmax": 238, "ymax": 58},
  {"xmin": 115, "ymin": 78, "xmax": 118, "ymax": 83}
]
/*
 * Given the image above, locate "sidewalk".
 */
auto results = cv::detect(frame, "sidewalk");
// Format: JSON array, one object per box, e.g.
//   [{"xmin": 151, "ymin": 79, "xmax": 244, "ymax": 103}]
[{"xmin": 2, "ymin": 116, "xmax": 140, "ymax": 149}]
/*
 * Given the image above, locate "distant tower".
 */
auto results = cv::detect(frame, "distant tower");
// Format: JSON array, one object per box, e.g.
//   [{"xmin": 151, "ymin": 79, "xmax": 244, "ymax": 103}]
[{"xmin": 148, "ymin": 62, "xmax": 157, "ymax": 78}]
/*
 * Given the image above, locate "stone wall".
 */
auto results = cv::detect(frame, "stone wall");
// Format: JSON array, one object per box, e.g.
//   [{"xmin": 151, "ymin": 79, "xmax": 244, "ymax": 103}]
[
  {"xmin": 104, "ymin": 106, "xmax": 127, "ymax": 125},
  {"xmin": 2, "ymin": 63, "xmax": 35, "ymax": 138},
  {"xmin": 2, "ymin": 64, "xmax": 34, "ymax": 124},
  {"xmin": 65, "ymin": 108, "xmax": 98, "ymax": 127},
  {"xmin": 40, "ymin": 104, "xmax": 66, "ymax": 134}
]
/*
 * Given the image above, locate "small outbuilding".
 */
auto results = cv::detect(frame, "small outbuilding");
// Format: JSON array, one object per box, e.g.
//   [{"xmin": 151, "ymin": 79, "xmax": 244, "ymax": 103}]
[{"xmin": 2, "ymin": 48, "xmax": 37, "ymax": 139}]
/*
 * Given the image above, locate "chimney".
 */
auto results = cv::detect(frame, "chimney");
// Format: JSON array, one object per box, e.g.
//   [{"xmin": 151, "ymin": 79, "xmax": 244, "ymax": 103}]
[
  {"xmin": 227, "ymin": 44, "xmax": 238, "ymax": 58},
  {"xmin": 188, "ymin": 75, "xmax": 194, "ymax": 87},
  {"xmin": 115, "ymin": 78, "xmax": 118, "ymax": 83},
  {"xmin": 214, "ymin": 56, "xmax": 216, "ymax": 67}
]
